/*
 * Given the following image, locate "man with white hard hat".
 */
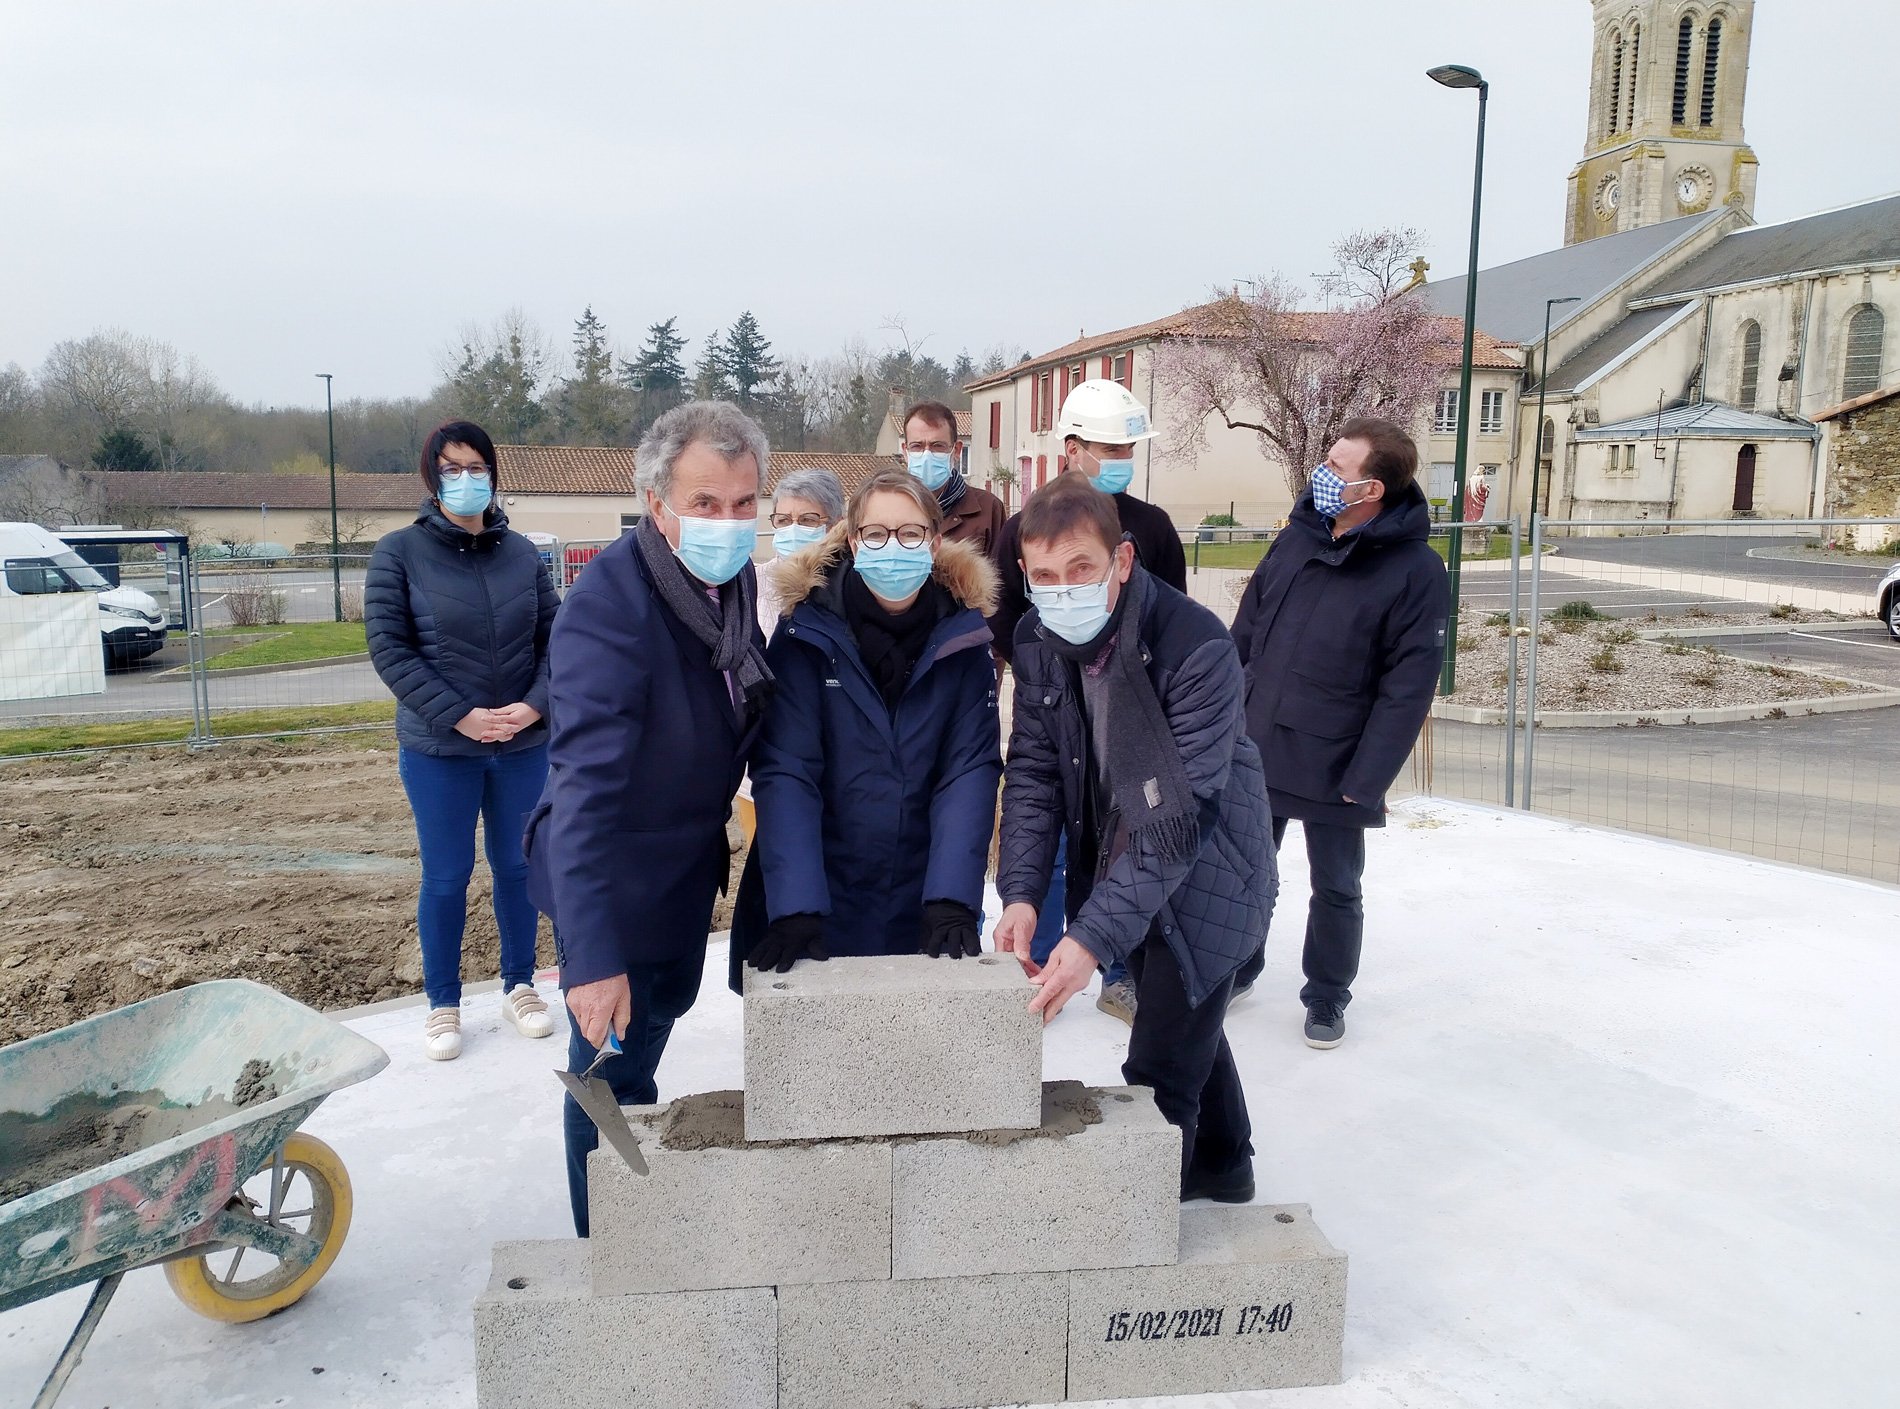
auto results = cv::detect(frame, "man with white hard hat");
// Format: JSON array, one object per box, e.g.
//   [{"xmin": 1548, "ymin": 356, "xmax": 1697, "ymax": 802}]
[{"xmin": 991, "ymin": 379, "xmax": 1188, "ymax": 1026}]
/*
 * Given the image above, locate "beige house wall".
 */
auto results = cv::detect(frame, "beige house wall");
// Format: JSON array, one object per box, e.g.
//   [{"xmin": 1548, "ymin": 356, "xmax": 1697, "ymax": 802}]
[
  {"xmin": 182, "ymin": 506, "xmax": 416, "ymax": 550},
  {"xmin": 1564, "ymin": 435, "xmax": 1812, "ymax": 527},
  {"xmin": 501, "ymin": 493, "xmax": 638, "ymax": 543}
]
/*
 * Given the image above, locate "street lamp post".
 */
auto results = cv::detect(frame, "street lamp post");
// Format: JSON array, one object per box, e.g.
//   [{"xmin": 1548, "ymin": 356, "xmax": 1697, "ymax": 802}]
[
  {"xmin": 1530, "ymin": 296, "xmax": 1582, "ymax": 529},
  {"xmin": 317, "ymin": 373, "xmax": 341, "ymax": 622},
  {"xmin": 1428, "ymin": 62, "xmax": 1488, "ymax": 696}
]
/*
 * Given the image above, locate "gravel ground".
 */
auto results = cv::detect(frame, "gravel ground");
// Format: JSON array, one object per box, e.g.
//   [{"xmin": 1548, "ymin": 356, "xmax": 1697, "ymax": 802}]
[{"xmin": 1446, "ymin": 610, "xmax": 1880, "ymax": 714}]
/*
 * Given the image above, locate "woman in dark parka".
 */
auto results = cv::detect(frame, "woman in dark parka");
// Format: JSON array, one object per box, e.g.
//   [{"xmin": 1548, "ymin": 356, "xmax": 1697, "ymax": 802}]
[
  {"xmin": 731, "ymin": 471, "xmax": 1002, "ymax": 979},
  {"xmin": 365, "ymin": 419, "xmax": 559, "ymax": 1061}
]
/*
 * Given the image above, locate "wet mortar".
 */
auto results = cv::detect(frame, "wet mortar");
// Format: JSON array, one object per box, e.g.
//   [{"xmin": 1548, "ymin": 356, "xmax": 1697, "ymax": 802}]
[{"xmin": 654, "ymin": 1080, "xmax": 1103, "ymax": 1152}]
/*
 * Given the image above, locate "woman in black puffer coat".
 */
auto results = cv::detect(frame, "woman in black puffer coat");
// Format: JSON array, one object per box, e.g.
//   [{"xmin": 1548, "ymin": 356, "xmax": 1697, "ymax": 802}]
[{"xmin": 365, "ymin": 420, "xmax": 559, "ymax": 1062}]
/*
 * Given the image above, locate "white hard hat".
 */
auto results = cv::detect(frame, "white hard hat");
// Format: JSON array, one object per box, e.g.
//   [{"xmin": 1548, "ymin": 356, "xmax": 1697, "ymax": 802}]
[{"xmin": 1056, "ymin": 379, "xmax": 1158, "ymax": 445}]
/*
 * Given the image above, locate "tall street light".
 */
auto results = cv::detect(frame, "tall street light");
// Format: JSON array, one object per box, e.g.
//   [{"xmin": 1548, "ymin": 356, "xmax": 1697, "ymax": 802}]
[
  {"xmin": 1428, "ymin": 61, "xmax": 1487, "ymax": 696},
  {"xmin": 316, "ymin": 373, "xmax": 341, "ymax": 622},
  {"xmin": 1530, "ymin": 296, "xmax": 1582, "ymax": 528}
]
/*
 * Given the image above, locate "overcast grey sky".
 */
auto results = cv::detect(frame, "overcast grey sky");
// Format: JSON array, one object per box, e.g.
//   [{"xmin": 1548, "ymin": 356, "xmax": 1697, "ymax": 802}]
[{"xmin": 3, "ymin": 1, "xmax": 1894, "ymax": 409}]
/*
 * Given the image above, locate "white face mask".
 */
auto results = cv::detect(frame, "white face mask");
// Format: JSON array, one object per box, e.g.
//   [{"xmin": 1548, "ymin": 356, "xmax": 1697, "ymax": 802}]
[{"xmin": 1026, "ymin": 561, "xmax": 1116, "ymax": 645}]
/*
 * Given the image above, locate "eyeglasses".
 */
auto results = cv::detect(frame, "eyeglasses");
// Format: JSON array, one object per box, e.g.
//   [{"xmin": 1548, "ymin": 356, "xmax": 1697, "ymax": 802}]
[
  {"xmin": 769, "ymin": 512, "xmax": 830, "ymax": 530},
  {"xmin": 438, "ymin": 464, "xmax": 492, "ymax": 482},
  {"xmin": 1027, "ymin": 560, "xmax": 1114, "ymax": 602},
  {"xmin": 856, "ymin": 524, "xmax": 932, "ymax": 550}
]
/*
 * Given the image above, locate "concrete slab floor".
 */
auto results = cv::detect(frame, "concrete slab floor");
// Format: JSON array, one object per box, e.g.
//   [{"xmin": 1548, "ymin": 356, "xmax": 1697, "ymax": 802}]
[{"xmin": 3, "ymin": 798, "xmax": 1895, "ymax": 1408}]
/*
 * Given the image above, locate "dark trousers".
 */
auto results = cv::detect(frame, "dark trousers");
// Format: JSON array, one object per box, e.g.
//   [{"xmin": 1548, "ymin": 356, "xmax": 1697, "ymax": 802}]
[
  {"xmin": 396, "ymin": 743, "xmax": 548, "ymax": 1009},
  {"xmin": 1236, "ymin": 816, "xmax": 1366, "ymax": 1009},
  {"xmin": 1123, "ymin": 933, "xmax": 1252, "ymax": 1189},
  {"xmin": 561, "ymin": 942, "xmax": 706, "ymax": 1236}
]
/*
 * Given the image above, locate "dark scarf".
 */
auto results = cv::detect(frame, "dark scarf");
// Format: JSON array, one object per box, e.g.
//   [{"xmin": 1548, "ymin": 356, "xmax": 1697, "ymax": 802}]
[
  {"xmin": 844, "ymin": 567, "xmax": 948, "ymax": 709},
  {"xmin": 635, "ymin": 514, "xmax": 774, "ymax": 708},
  {"xmin": 935, "ymin": 472, "xmax": 968, "ymax": 515},
  {"xmin": 1042, "ymin": 568, "xmax": 1199, "ymax": 866}
]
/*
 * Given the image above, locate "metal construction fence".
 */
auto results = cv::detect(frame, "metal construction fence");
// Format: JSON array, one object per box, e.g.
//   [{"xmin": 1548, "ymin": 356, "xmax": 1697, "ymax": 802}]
[{"xmin": 6, "ymin": 520, "xmax": 1900, "ymax": 885}]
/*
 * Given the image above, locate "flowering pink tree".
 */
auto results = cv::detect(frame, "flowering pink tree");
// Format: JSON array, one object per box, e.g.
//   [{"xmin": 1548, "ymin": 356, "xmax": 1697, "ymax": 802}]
[{"xmin": 1153, "ymin": 235, "xmax": 1457, "ymax": 500}]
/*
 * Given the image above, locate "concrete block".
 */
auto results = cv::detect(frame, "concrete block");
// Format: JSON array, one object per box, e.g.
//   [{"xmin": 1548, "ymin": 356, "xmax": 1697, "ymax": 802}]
[
  {"xmin": 892, "ymin": 1081, "xmax": 1180, "ymax": 1279},
  {"xmin": 589, "ymin": 1090, "xmax": 891, "ymax": 1293},
  {"xmin": 1066, "ymin": 1203, "xmax": 1348, "ymax": 1399},
  {"xmin": 743, "ymin": 953, "xmax": 1041, "ymax": 1141},
  {"xmin": 474, "ymin": 1240, "xmax": 775, "ymax": 1409},
  {"xmin": 778, "ymin": 1270, "xmax": 1067, "ymax": 1409}
]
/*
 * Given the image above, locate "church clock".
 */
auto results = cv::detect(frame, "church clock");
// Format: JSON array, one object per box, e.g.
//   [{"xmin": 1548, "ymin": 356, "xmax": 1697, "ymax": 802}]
[{"xmin": 1675, "ymin": 165, "xmax": 1715, "ymax": 212}]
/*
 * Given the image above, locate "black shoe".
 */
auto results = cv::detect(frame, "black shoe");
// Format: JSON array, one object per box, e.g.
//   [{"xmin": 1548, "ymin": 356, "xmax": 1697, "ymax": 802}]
[
  {"xmin": 1180, "ymin": 1165, "xmax": 1255, "ymax": 1205},
  {"xmin": 1304, "ymin": 1002, "xmax": 1345, "ymax": 1049}
]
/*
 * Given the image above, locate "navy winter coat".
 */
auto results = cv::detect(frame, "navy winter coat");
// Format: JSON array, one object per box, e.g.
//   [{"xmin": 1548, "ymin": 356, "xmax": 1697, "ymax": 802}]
[
  {"xmin": 998, "ymin": 567, "xmax": 1277, "ymax": 1007},
  {"xmin": 1230, "ymin": 484, "xmax": 1448, "ymax": 826},
  {"xmin": 523, "ymin": 530, "xmax": 762, "ymax": 985},
  {"xmin": 365, "ymin": 502, "xmax": 557, "ymax": 757},
  {"xmin": 731, "ymin": 532, "xmax": 1002, "ymax": 966}
]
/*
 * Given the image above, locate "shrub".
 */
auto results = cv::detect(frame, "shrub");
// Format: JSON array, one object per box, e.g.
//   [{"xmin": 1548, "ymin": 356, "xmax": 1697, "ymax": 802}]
[
  {"xmin": 1587, "ymin": 646, "xmax": 1625, "ymax": 673},
  {"xmin": 1552, "ymin": 600, "xmax": 1608, "ymax": 621},
  {"xmin": 1456, "ymin": 634, "xmax": 1479, "ymax": 652},
  {"xmin": 1600, "ymin": 624, "xmax": 1639, "ymax": 645},
  {"xmin": 1768, "ymin": 602, "xmax": 1799, "ymax": 620},
  {"xmin": 340, "ymin": 585, "xmax": 366, "ymax": 624},
  {"xmin": 224, "ymin": 572, "xmax": 288, "ymax": 627},
  {"xmin": 1484, "ymin": 611, "xmax": 1511, "ymax": 627},
  {"xmin": 1200, "ymin": 513, "xmax": 1240, "ymax": 527}
]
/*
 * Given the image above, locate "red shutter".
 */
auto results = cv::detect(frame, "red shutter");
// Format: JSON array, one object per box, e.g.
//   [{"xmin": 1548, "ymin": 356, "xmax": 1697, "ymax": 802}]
[
  {"xmin": 988, "ymin": 402, "xmax": 1001, "ymax": 449},
  {"xmin": 1030, "ymin": 377, "xmax": 1039, "ymax": 433},
  {"xmin": 1036, "ymin": 453, "xmax": 1047, "ymax": 488},
  {"xmin": 1101, "ymin": 356, "xmax": 1112, "ymax": 378}
]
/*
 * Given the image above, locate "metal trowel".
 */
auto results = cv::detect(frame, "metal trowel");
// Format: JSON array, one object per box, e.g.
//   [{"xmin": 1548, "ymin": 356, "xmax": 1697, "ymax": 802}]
[{"xmin": 553, "ymin": 1030, "xmax": 649, "ymax": 1176}]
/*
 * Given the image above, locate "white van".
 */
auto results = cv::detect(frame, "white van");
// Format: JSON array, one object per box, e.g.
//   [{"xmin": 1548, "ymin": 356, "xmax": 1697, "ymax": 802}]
[{"xmin": 0, "ymin": 521, "xmax": 169, "ymax": 663}]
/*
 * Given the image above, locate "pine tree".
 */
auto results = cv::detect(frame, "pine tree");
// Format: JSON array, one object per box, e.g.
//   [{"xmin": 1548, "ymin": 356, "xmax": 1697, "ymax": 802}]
[
  {"xmin": 720, "ymin": 312, "xmax": 779, "ymax": 406},
  {"xmin": 692, "ymin": 339, "xmax": 734, "ymax": 401},
  {"xmin": 558, "ymin": 306, "xmax": 626, "ymax": 444},
  {"xmin": 621, "ymin": 317, "xmax": 687, "ymax": 393},
  {"xmin": 92, "ymin": 425, "xmax": 158, "ymax": 472}
]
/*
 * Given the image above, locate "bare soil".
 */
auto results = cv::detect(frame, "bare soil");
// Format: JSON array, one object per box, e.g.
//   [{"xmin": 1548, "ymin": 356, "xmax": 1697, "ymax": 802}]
[{"xmin": 0, "ymin": 737, "xmax": 745, "ymax": 1047}]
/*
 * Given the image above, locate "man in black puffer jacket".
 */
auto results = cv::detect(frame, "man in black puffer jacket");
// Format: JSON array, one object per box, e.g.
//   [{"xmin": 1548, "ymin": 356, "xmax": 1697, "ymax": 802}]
[
  {"xmin": 1230, "ymin": 416, "xmax": 1448, "ymax": 1051},
  {"xmin": 996, "ymin": 474, "xmax": 1276, "ymax": 1205}
]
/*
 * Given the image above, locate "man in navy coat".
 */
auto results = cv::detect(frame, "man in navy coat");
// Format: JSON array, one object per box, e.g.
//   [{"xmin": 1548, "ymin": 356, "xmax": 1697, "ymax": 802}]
[
  {"xmin": 525, "ymin": 400, "xmax": 774, "ymax": 1234},
  {"xmin": 1229, "ymin": 416, "xmax": 1448, "ymax": 1051}
]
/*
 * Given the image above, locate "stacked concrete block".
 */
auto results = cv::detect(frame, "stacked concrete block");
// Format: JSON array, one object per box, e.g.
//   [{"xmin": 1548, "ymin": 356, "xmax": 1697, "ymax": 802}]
[
  {"xmin": 742, "ymin": 953, "xmax": 1043, "ymax": 1139},
  {"xmin": 476, "ymin": 954, "xmax": 1349, "ymax": 1408}
]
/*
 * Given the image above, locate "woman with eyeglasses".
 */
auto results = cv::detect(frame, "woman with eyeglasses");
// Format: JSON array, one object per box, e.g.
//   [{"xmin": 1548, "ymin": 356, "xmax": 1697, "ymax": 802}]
[
  {"xmin": 758, "ymin": 466, "xmax": 845, "ymax": 633},
  {"xmin": 730, "ymin": 470, "xmax": 1003, "ymax": 979},
  {"xmin": 365, "ymin": 419, "xmax": 559, "ymax": 1061}
]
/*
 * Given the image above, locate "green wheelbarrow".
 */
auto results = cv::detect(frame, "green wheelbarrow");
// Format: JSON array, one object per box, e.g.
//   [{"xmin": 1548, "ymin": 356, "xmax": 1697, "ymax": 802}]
[{"xmin": 1, "ymin": 979, "xmax": 389, "ymax": 1407}]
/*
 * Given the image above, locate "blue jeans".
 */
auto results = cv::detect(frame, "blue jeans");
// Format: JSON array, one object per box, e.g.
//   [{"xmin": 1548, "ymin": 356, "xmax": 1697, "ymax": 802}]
[
  {"xmin": 396, "ymin": 744, "xmax": 548, "ymax": 1009},
  {"xmin": 1030, "ymin": 835, "xmax": 1127, "ymax": 986},
  {"xmin": 562, "ymin": 942, "xmax": 707, "ymax": 1236}
]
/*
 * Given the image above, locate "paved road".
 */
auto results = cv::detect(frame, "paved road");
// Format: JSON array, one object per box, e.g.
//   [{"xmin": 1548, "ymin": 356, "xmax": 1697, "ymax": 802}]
[
  {"xmin": 0, "ymin": 660, "xmax": 389, "ymax": 723},
  {"xmin": 1456, "ymin": 572, "xmax": 1764, "ymax": 621},
  {"xmin": 1412, "ymin": 709, "xmax": 1900, "ymax": 885},
  {"xmin": 1552, "ymin": 533, "xmax": 1893, "ymax": 590},
  {"xmin": 1706, "ymin": 625, "xmax": 1900, "ymax": 689}
]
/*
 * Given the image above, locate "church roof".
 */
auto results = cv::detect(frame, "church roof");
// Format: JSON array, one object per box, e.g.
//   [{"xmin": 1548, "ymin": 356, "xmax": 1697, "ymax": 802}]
[
  {"xmin": 1418, "ymin": 211, "xmax": 1728, "ymax": 345},
  {"xmin": 1539, "ymin": 302, "xmax": 1699, "ymax": 395},
  {"xmin": 1633, "ymin": 193, "xmax": 1900, "ymax": 304},
  {"xmin": 1575, "ymin": 402, "xmax": 1819, "ymax": 442}
]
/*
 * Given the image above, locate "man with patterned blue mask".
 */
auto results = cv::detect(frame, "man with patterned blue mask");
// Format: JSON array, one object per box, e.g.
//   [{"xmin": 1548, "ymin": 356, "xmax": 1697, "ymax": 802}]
[
  {"xmin": 995, "ymin": 472, "xmax": 1275, "ymax": 1205},
  {"xmin": 901, "ymin": 399, "xmax": 1007, "ymax": 557},
  {"xmin": 526, "ymin": 400, "xmax": 775, "ymax": 1235}
]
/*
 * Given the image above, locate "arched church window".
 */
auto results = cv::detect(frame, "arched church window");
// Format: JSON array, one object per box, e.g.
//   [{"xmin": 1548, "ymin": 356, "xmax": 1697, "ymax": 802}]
[
  {"xmin": 1541, "ymin": 418, "xmax": 1556, "ymax": 458},
  {"xmin": 1673, "ymin": 15, "xmax": 1695, "ymax": 124},
  {"xmin": 1624, "ymin": 25, "xmax": 1641, "ymax": 131},
  {"xmin": 1738, "ymin": 321, "xmax": 1762, "ymax": 411},
  {"xmin": 1843, "ymin": 306, "xmax": 1886, "ymax": 400},
  {"xmin": 1700, "ymin": 17, "xmax": 1723, "ymax": 127},
  {"xmin": 1608, "ymin": 31, "xmax": 1624, "ymax": 135}
]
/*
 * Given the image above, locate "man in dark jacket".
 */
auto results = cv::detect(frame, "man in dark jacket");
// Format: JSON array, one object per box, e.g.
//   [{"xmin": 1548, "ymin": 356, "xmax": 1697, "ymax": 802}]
[
  {"xmin": 524, "ymin": 400, "xmax": 774, "ymax": 1235},
  {"xmin": 901, "ymin": 399, "xmax": 1008, "ymax": 557},
  {"xmin": 991, "ymin": 379, "xmax": 1189, "ymax": 1026},
  {"xmin": 996, "ymin": 474, "xmax": 1276, "ymax": 1204},
  {"xmin": 1230, "ymin": 416, "xmax": 1448, "ymax": 1050}
]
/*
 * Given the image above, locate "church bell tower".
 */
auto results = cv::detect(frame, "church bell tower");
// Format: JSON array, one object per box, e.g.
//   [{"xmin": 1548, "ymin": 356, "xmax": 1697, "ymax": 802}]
[{"xmin": 1564, "ymin": 1, "xmax": 1759, "ymax": 245}]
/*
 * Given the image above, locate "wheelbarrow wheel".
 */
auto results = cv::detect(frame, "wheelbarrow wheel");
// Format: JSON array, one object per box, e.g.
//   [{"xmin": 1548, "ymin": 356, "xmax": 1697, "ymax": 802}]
[{"xmin": 163, "ymin": 1133, "xmax": 354, "ymax": 1324}]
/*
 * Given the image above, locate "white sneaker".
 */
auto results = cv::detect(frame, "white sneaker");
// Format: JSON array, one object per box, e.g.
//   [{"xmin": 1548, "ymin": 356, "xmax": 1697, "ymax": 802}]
[
  {"xmin": 424, "ymin": 1006, "xmax": 463, "ymax": 1061},
  {"xmin": 503, "ymin": 984, "xmax": 553, "ymax": 1039}
]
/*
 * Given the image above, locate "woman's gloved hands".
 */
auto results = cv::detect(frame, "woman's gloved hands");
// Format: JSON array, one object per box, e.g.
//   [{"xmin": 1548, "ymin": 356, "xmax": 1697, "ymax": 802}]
[
  {"xmin": 919, "ymin": 900, "xmax": 982, "ymax": 959},
  {"xmin": 749, "ymin": 913, "xmax": 829, "ymax": 972}
]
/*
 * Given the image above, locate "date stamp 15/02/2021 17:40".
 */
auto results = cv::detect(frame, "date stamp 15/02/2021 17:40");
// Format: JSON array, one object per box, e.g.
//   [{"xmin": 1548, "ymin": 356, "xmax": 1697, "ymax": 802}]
[{"xmin": 1103, "ymin": 1302, "xmax": 1297, "ymax": 1343}]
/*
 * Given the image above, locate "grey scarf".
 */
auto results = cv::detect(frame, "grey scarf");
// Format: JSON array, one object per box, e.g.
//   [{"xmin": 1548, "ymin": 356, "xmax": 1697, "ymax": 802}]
[
  {"xmin": 635, "ymin": 515, "xmax": 774, "ymax": 709},
  {"xmin": 1045, "ymin": 567, "xmax": 1199, "ymax": 866}
]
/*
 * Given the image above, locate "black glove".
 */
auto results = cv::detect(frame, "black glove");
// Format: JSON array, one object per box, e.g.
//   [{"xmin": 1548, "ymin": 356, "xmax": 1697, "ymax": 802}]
[
  {"xmin": 749, "ymin": 913, "xmax": 829, "ymax": 973},
  {"xmin": 919, "ymin": 900, "xmax": 981, "ymax": 959}
]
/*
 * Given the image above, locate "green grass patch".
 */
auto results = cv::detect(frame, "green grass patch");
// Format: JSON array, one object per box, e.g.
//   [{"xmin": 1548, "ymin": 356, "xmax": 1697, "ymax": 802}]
[
  {"xmin": 1183, "ymin": 533, "xmax": 1520, "ymax": 572},
  {"xmin": 209, "ymin": 622, "xmax": 368, "ymax": 670},
  {"xmin": 0, "ymin": 700, "xmax": 395, "ymax": 758}
]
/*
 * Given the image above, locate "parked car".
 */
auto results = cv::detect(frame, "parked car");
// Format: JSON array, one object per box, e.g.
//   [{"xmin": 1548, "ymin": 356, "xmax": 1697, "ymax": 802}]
[
  {"xmin": 1880, "ymin": 562, "xmax": 1900, "ymax": 642},
  {"xmin": 0, "ymin": 520, "xmax": 169, "ymax": 663}
]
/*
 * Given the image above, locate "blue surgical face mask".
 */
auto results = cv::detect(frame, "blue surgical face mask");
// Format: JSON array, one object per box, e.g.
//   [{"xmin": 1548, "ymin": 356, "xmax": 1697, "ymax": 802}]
[
  {"xmin": 1086, "ymin": 452, "xmax": 1135, "ymax": 496},
  {"xmin": 908, "ymin": 449, "xmax": 956, "ymax": 492},
  {"xmin": 666, "ymin": 506, "xmax": 757, "ymax": 586},
  {"xmin": 1309, "ymin": 465, "xmax": 1370, "ymax": 521},
  {"xmin": 854, "ymin": 539, "xmax": 934, "ymax": 602},
  {"xmin": 1027, "ymin": 562, "xmax": 1116, "ymax": 645},
  {"xmin": 773, "ymin": 523, "xmax": 827, "ymax": 557},
  {"xmin": 438, "ymin": 470, "xmax": 493, "ymax": 517}
]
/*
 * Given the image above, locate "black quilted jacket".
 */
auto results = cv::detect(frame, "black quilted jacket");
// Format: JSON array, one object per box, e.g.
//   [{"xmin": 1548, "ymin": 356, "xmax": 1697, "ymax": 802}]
[
  {"xmin": 364, "ymin": 502, "xmax": 558, "ymax": 757},
  {"xmin": 998, "ymin": 567, "xmax": 1278, "ymax": 1007}
]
